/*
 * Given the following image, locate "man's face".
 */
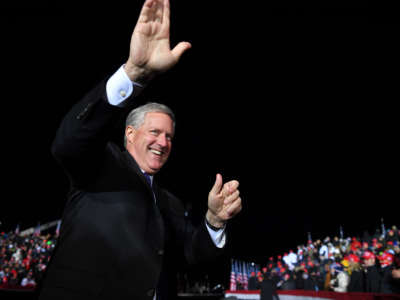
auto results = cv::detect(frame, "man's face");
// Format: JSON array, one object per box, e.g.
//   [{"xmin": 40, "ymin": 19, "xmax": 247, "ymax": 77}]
[
  {"xmin": 126, "ymin": 112, "xmax": 174, "ymax": 175},
  {"xmin": 364, "ymin": 257, "xmax": 375, "ymax": 267}
]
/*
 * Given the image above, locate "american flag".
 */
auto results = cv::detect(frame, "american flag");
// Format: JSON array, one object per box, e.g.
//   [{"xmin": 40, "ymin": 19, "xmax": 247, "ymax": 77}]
[
  {"xmin": 236, "ymin": 261, "xmax": 242, "ymax": 287},
  {"xmin": 242, "ymin": 262, "xmax": 248, "ymax": 290},
  {"xmin": 230, "ymin": 260, "xmax": 236, "ymax": 291}
]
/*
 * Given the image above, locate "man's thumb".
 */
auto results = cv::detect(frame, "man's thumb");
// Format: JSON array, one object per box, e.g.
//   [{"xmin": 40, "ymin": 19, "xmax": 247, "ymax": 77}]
[
  {"xmin": 171, "ymin": 41, "xmax": 192, "ymax": 61},
  {"xmin": 210, "ymin": 173, "xmax": 223, "ymax": 195}
]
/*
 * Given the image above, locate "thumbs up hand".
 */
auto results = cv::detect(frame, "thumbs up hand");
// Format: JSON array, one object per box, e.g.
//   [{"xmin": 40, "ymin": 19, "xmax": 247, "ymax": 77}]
[{"xmin": 207, "ymin": 174, "xmax": 242, "ymax": 228}]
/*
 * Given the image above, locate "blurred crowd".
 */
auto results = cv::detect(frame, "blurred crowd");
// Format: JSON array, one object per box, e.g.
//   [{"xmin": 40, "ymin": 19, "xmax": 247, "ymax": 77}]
[
  {"xmin": 0, "ymin": 231, "xmax": 57, "ymax": 289},
  {"xmin": 234, "ymin": 224, "xmax": 400, "ymax": 294},
  {"xmin": 2, "ymin": 222, "xmax": 400, "ymax": 295}
]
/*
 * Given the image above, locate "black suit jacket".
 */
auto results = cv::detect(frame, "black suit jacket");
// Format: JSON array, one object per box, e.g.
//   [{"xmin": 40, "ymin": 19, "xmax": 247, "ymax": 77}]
[{"xmin": 38, "ymin": 79, "xmax": 225, "ymax": 300}]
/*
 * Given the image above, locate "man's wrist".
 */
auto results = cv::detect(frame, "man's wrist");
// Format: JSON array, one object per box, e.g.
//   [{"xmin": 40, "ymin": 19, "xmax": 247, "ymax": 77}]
[
  {"xmin": 123, "ymin": 63, "xmax": 153, "ymax": 86},
  {"xmin": 205, "ymin": 211, "xmax": 226, "ymax": 230}
]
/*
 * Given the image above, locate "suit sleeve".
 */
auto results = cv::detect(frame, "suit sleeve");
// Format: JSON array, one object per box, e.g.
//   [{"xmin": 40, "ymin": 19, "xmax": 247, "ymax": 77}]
[
  {"xmin": 186, "ymin": 221, "xmax": 227, "ymax": 265},
  {"xmin": 161, "ymin": 190, "xmax": 227, "ymax": 266},
  {"xmin": 51, "ymin": 79, "xmax": 130, "ymax": 188}
]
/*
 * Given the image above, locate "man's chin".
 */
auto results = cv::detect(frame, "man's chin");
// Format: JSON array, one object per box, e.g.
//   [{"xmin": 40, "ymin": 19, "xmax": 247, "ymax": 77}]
[
  {"xmin": 147, "ymin": 157, "xmax": 168, "ymax": 174},
  {"xmin": 148, "ymin": 164, "xmax": 163, "ymax": 174}
]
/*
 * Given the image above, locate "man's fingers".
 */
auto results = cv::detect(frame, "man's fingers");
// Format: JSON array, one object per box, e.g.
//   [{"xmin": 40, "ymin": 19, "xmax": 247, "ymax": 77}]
[
  {"xmin": 221, "ymin": 180, "xmax": 239, "ymax": 199},
  {"xmin": 162, "ymin": 0, "xmax": 170, "ymax": 25},
  {"xmin": 138, "ymin": 0, "xmax": 156, "ymax": 23},
  {"xmin": 210, "ymin": 173, "xmax": 223, "ymax": 196},
  {"xmin": 138, "ymin": 0, "xmax": 163, "ymax": 24},
  {"xmin": 224, "ymin": 180, "xmax": 239, "ymax": 193},
  {"xmin": 223, "ymin": 190, "xmax": 240, "ymax": 205},
  {"xmin": 226, "ymin": 197, "xmax": 242, "ymax": 217}
]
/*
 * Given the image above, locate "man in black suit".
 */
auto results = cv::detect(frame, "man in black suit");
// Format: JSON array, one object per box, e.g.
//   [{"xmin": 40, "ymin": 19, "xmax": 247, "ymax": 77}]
[{"xmin": 37, "ymin": 0, "xmax": 242, "ymax": 299}]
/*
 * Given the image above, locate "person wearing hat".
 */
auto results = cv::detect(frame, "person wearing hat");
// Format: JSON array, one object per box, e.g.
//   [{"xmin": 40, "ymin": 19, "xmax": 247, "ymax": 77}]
[
  {"xmin": 362, "ymin": 250, "xmax": 381, "ymax": 292},
  {"xmin": 390, "ymin": 240, "xmax": 400, "ymax": 293},
  {"xmin": 379, "ymin": 251, "xmax": 400, "ymax": 293},
  {"xmin": 393, "ymin": 242, "xmax": 400, "ymax": 279},
  {"xmin": 248, "ymin": 271, "xmax": 258, "ymax": 290},
  {"xmin": 346, "ymin": 254, "xmax": 364, "ymax": 292}
]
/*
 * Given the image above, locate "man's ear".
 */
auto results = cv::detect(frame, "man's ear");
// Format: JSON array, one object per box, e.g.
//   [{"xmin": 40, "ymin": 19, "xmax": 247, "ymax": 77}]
[{"xmin": 125, "ymin": 125, "xmax": 136, "ymax": 145}]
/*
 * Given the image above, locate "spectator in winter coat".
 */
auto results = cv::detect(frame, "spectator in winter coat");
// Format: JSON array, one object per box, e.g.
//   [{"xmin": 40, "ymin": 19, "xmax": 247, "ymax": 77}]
[
  {"xmin": 330, "ymin": 264, "xmax": 349, "ymax": 292},
  {"xmin": 260, "ymin": 275, "xmax": 280, "ymax": 300},
  {"xmin": 323, "ymin": 263, "xmax": 332, "ymax": 291},
  {"xmin": 379, "ymin": 250, "xmax": 398, "ymax": 293},
  {"xmin": 362, "ymin": 250, "xmax": 381, "ymax": 292},
  {"xmin": 347, "ymin": 258, "xmax": 364, "ymax": 292},
  {"xmin": 280, "ymin": 273, "xmax": 296, "ymax": 290},
  {"xmin": 248, "ymin": 272, "xmax": 258, "ymax": 290}
]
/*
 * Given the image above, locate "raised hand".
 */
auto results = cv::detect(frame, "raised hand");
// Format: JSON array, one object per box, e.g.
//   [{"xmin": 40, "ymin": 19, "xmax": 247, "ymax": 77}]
[
  {"xmin": 124, "ymin": 0, "xmax": 191, "ymax": 83},
  {"xmin": 207, "ymin": 174, "xmax": 242, "ymax": 228}
]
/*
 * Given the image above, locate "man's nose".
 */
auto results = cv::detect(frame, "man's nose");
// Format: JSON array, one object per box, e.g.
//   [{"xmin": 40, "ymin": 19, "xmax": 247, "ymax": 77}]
[{"xmin": 157, "ymin": 134, "xmax": 168, "ymax": 147}]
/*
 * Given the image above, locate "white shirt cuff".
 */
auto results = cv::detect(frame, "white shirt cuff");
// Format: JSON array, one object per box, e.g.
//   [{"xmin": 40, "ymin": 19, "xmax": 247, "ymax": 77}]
[
  {"xmin": 106, "ymin": 65, "xmax": 143, "ymax": 107},
  {"xmin": 205, "ymin": 223, "xmax": 226, "ymax": 249}
]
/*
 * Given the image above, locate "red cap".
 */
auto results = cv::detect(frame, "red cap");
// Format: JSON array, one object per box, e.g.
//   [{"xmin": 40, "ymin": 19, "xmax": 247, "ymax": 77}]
[
  {"xmin": 379, "ymin": 252, "xmax": 394, "ymax": 267},
  {"xmin": 347, "ymin": 254, "xmax": 360, "ymax": 263},
  {"xmin": 362, "ymin": 251, "xmax": 375, "ymax": 260}
]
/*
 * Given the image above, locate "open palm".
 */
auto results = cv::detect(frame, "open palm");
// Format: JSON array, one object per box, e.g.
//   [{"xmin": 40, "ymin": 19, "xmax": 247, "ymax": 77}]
[{"xmin": 126, "ymin": 0, "xmax": 191, "ymax": 82}]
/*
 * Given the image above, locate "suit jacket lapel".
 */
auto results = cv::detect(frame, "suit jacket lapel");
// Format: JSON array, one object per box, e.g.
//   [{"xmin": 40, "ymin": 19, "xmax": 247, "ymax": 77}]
[
  {"xmin": 122, "ymin": 149, "xmax": 165, "ymax": 248},
  {"xmin": 122, "ymin": 150, "xmax": 154, "ymax": 197}
]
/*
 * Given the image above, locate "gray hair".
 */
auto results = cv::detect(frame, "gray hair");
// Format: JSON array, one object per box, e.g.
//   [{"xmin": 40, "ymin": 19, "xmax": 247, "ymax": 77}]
[{"xmin": 124, "ymin": 102, "xmax": 176, "ymax": 146}]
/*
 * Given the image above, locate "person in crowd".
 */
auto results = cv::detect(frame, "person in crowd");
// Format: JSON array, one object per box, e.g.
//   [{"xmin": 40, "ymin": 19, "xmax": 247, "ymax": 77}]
[
  {"xmin": 362, "ymin": 250, "xmax": 381, "ymax": 292},
  {"xmin": 270, "ymin": 268, "xmax": 281, "ymax": 289},
  {"xmin": 319, "ymin": 240, "xmax": 329, "ymax": 263},
  {"xmin": 379, "ymin": 250, "xmax": 399, "ymax": 293},
  {"xmin": 330, "ymin": 263, "xmax": 349, "ymax": 292},
  {"xmin": 322, "ymin": 262, "xmax": 332, "ymax": 291},
  {"xmin": 302, "ymin": 270, "xmax": 319, "ymax": 291},
  {"xmin": 293, "ymin": 267, "xmax": 305, "ymax": 290},
  {"xmin": 21, "ymin": 271, "xmax": 36, "ymax": 287},
  {"xmin": 259, "ymin": 273, "xmax": 280, "ymax": 300},
  {"xmin": 346, "ymin": 254, "xmax": 364, "ymax": 292},
  {"xmin": 37, "ymin": 0, "xmax": 242, "ymax": 299},
  {"xmin": 248, "ymin": 271, "xmax": 258, "ymax": 290},
  {"xmin": 280, "ymin": 273, "xmax": 296, "ymax": 290}
]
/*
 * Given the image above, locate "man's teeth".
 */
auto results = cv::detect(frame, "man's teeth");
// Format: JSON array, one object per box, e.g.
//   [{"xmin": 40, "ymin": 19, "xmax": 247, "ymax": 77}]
[{"xmin": 150, "ymin": 149, "xmax": 162, "ymax": 155}]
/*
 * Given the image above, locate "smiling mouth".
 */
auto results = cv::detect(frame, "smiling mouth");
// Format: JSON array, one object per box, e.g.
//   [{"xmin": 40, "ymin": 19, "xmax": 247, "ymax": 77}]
[{"xmin": 150, "ymin": 149, "xmax": 163, "ymax": 156}]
